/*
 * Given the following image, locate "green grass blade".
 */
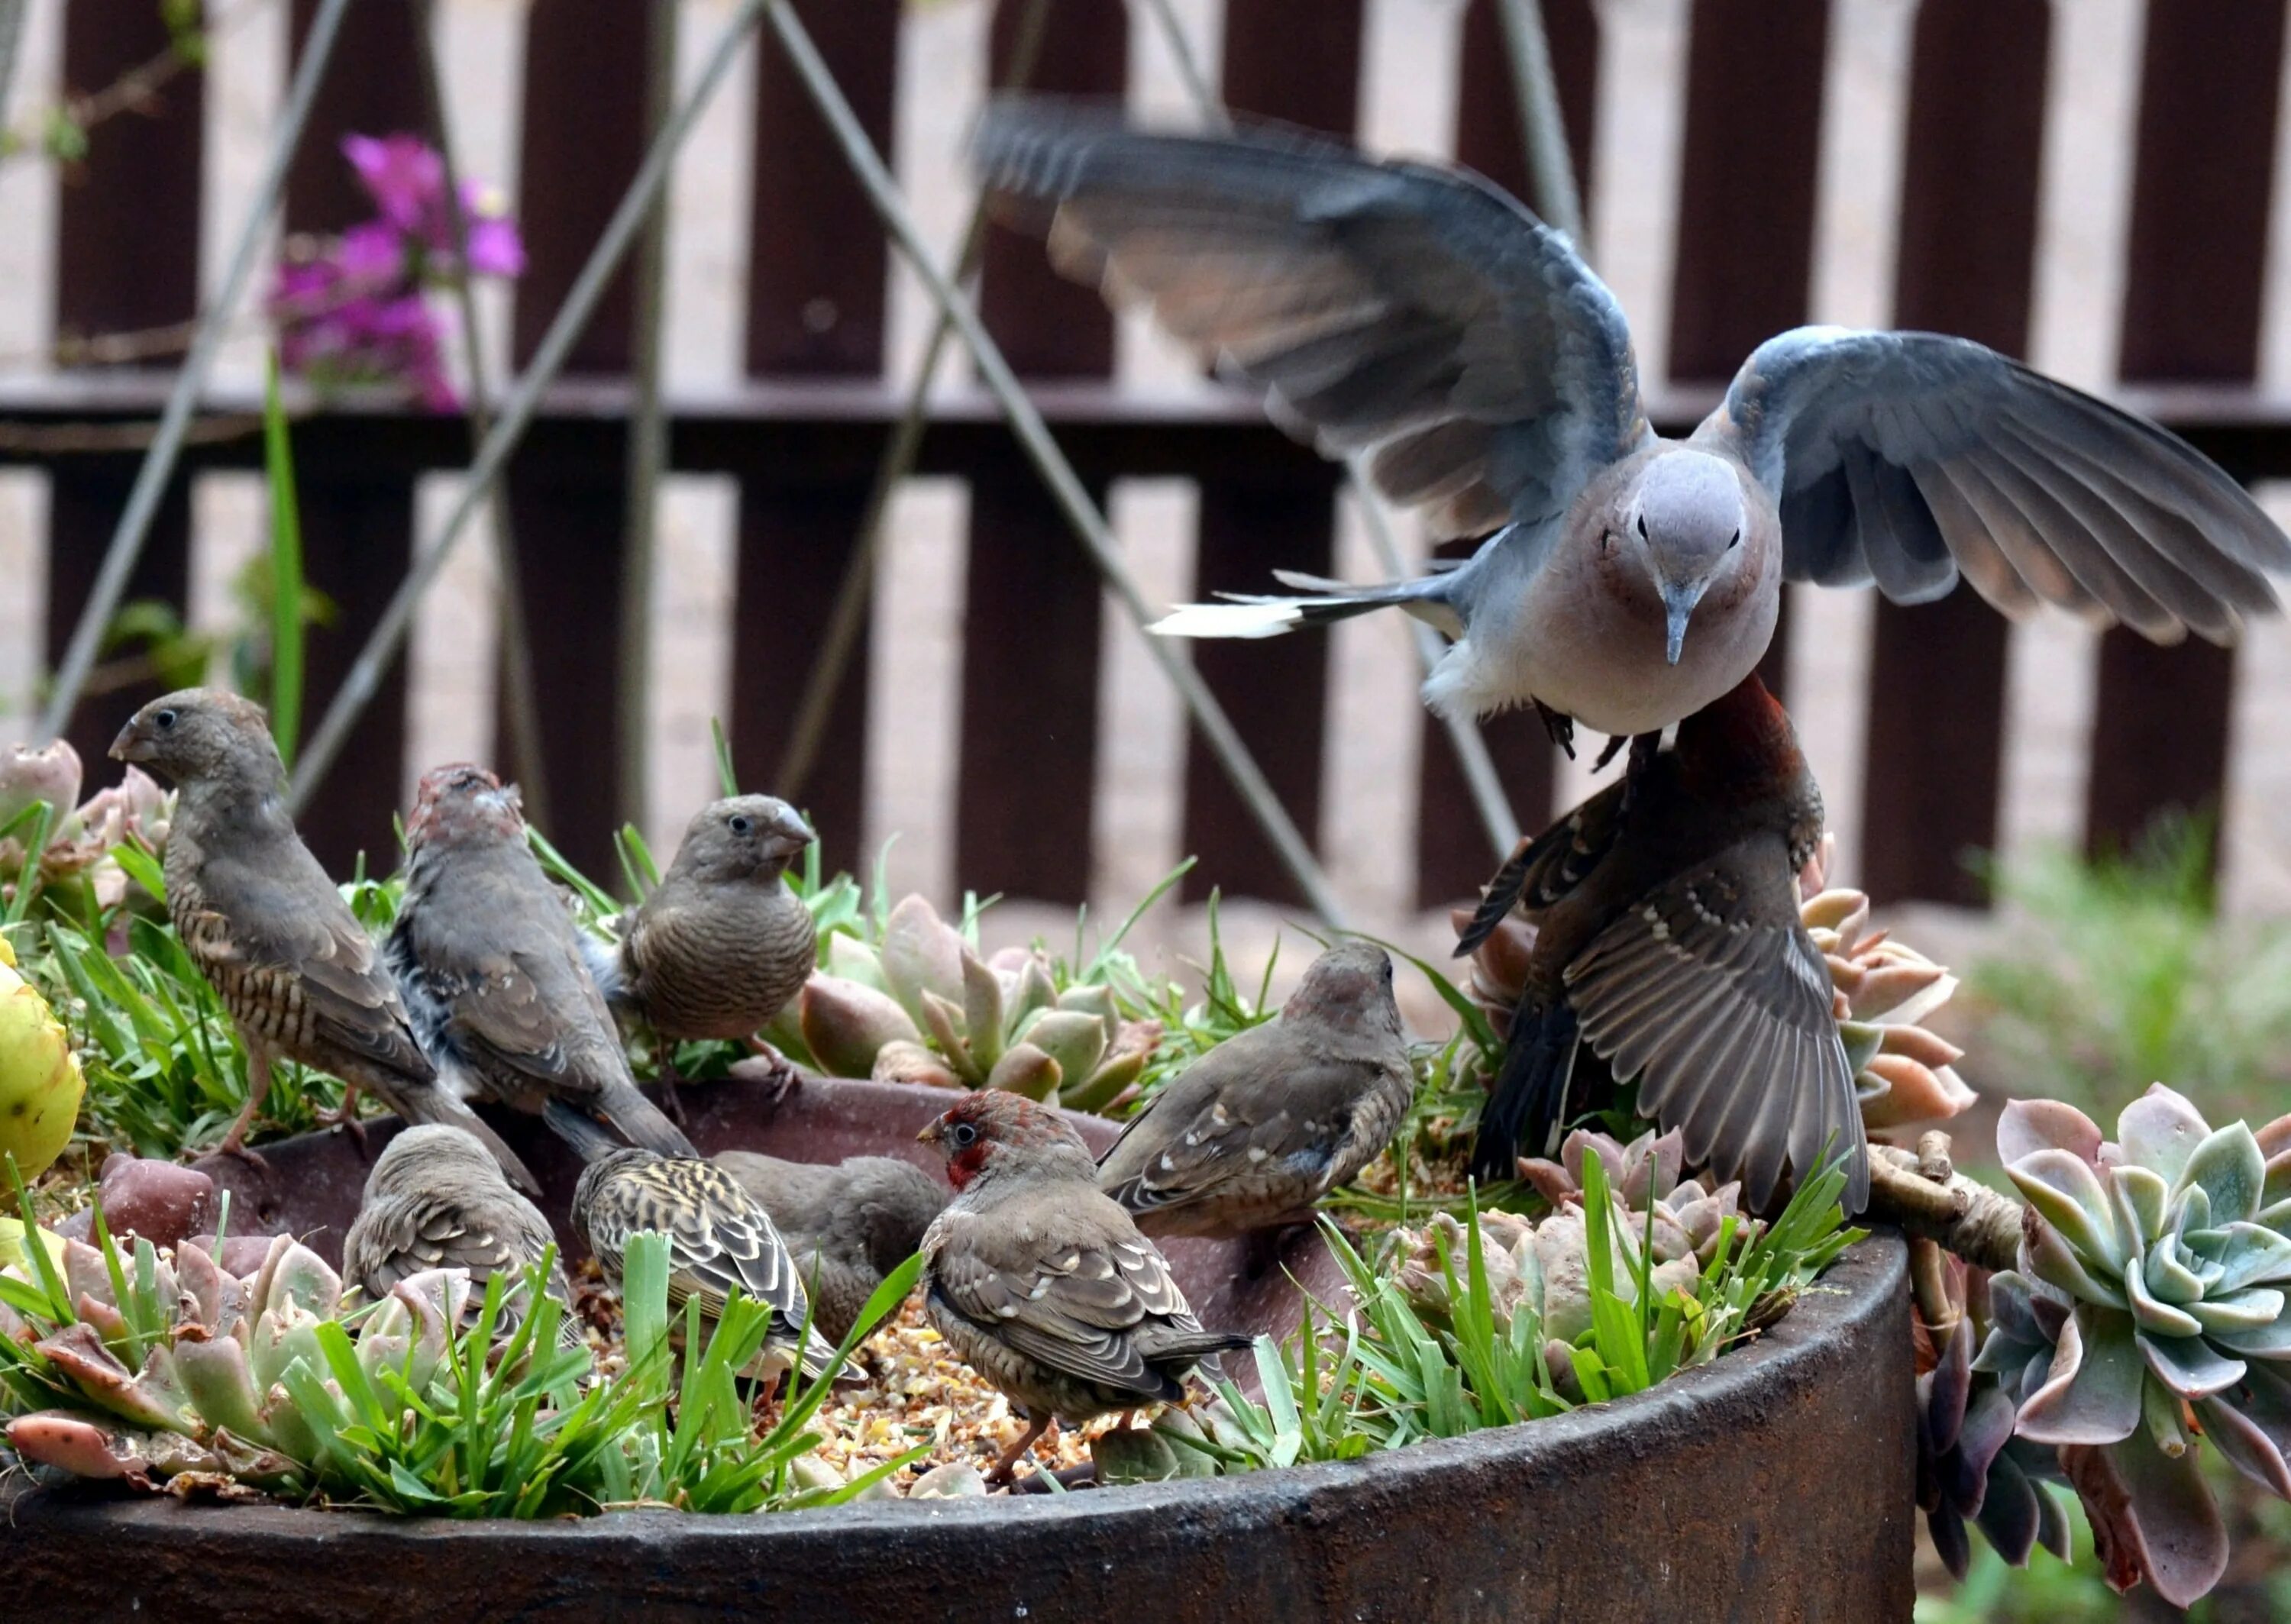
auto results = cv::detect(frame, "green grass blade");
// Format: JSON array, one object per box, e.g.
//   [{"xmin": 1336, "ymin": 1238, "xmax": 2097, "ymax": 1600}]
[{"xmin": 262, "ymin": 350, "xmax": 305, "ymax": 767}]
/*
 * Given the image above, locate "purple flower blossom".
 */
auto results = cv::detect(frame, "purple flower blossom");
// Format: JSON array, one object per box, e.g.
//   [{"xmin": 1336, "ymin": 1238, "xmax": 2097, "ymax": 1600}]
[{"xmin": 268, "ymin": 133, "xmax": 525, "ymax": 412}]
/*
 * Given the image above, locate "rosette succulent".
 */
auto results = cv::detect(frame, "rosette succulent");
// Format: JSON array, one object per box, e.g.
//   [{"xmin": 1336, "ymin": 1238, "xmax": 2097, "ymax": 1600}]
[
  {"xmin": 1977, "ymin": 1085, "xmax": 2291, "ymax": 1606},
  {"xmin": 792, "ymin": 895, "xmax": 1160, "ymax": 1113},
  {"xmin": 0, "ymin": 742, "xmax": 172, "ymax": 916}
]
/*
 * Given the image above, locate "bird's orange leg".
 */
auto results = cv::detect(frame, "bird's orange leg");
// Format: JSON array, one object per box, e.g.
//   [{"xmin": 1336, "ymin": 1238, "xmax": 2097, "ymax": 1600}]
[
  {"xmin": 986, "ymin": 1416, "xmax": 1055, "ymax": 1487},
  {"xmin": 743, "ymin": 1037, "xmax": 803, "ymax": 1109},
  {"xmin": 214, "ymin": 1043, "xmax": 275, "ymax": 1170},
  {"xmin": 314, "ymin": 1080, "xmax": 368, "ymax": 1149}
]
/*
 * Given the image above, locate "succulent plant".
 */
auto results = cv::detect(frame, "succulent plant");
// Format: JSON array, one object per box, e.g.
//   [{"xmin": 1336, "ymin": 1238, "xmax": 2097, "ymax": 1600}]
[
  {"xmin": 1457, "ymin": 835, "xmax": 1974, "ymax": 1132},
  {"xmin": 1973, "ymin": 1084, "xmax": 2291, "ymax": 1606},
  {"xmin": 0, "ymin": 935, "xmax": 84, "ymax": 1180},
  {"xmin": 1910, "ymin": 1244, "xmax": 2071, "ymax": 1578},
  {"xmin": 0, "ymin": 751, "xmax": 173, "ymax": 917},
  {"xmin": 792, "ymin": 894, "xmax": 1160, "ymax": 1113}
]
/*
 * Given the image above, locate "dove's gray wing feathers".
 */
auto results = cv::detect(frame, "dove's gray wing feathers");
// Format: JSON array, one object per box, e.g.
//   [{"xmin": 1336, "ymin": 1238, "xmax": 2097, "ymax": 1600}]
[
  {"xmin": 1710, "ymin": 327, "xmax": 2289, "ymax": 644},
  {"xmin": 976, "ymin": 99, "xmax": 1650, "ymax": 539}
]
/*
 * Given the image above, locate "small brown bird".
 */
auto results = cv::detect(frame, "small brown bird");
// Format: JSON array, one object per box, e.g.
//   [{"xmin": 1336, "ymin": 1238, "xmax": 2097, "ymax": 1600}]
[
  {"xmin": 341, "ymin": 1125, "xmax": 572, "ymax": 1335},
  {"xmin": 388, "ymin": 763, "xmax": 695, "ymax": 1161},
  {"xmin": 566, "ymin": 1125, "xmax": 843, "ymax": 1383},
  {"xmin": 715, "ymin": 1151, "xmax": 947, "ymax": 1345},
  {"xmin": 1097, "ymin": 941, "xmax": 1413, "ymax": 1240},
  {"xmin": 595, "ymin": 796, "xmax": 816, "ymax": 1044},
  {"xmin": 109, "ymin": 689, "xmax": 535, "ymax": 1190},
  {"xmin": 1460, "ymin": 673, "xmax": 1866, "ymax": 1213},
  {"xmin": 918, "ymin": 1091, "xmax": 1249, "ymax": 1484}
]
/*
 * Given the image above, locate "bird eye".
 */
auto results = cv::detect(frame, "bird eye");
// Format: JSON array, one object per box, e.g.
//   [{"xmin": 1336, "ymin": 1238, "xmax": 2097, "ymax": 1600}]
[
  {"xmin": 1727, "ymin": 529, "xmax": 1742, "ymax": 550},
  {"xmin": 729, "ymin": 814, "xmax": 754, "ymax": 836},
  {"xmin": 154, "ymin": 709, "xmax": 177, "ymax": 731},
  {"xmin": 950, "ymin": 1122, "xmax": 978, "ymax": 1148},
  {"xmin": 1634, "ymin": 515, "xmax": 1648, "ymax": 540}
]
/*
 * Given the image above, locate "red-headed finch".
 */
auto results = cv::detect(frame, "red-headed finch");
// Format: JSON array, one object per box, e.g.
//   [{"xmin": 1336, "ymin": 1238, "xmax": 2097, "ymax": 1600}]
[
  {"xmin": 1460, "ymin": 673, "xmax": 1867, "ymax": 1214},
  {"xmin": 1097, "ymin": 941, "xmax": 1412, "ymax": 1238},
  {"xmin": 715, "ymin": 1151, "xmax": 946, "ymax": 1345},
  {"xmin": 341, "ymin": 1124, "xmax": 571, "ymax": 1335},
  {"xmin": 109, "ymin": 689, "xmax": 535, "ymax": 1191},
  {"xmin": 388, "ymin": 764, "xmax": 696, "ymax": 1161},
  {"xmin": 917, "ymin": 1091, "xmax": 1249, "ymax": 1484}
]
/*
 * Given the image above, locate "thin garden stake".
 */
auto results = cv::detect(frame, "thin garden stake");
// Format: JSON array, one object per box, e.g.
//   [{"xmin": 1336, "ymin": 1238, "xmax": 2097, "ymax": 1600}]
[
  {"xmin": 415, "ymin": 0, "xmax": 551, "ymax": 828},
  {"xmin": 288, "ymin": 0, "xmax": 767, "ymax": 812},
  {"xmin": 1133, "ymin": 0, "xmax": 1522, "ymax": 858},
  {"xmin": 39, "ymin": 0, "xmax": 355, "ymax": 745},
  {"xmin": 773, "ymin": 0, "xmax": 1055, "ymax": 799},
  {"xmin": 762, "ymin": 0, "xmax": 1347, "ymax": 925},
  {"xmin": 0, "ymin": 0, "xmax": 25, "ymax": 137},
  {"xmin": 1497, "ymin": 0, "xmax": 1585, "ymax": 244}
]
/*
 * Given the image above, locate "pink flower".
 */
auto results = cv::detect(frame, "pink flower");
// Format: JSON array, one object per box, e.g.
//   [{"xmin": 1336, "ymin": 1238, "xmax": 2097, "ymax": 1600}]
[{"xmin": 343, "ymin": 133, "xmax": 445, "ymax": 231}]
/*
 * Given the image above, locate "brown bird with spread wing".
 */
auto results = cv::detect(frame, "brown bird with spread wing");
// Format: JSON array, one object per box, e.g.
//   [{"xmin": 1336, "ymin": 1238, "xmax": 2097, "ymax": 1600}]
[
  {"xmin": 109, "ymin": 689, "xmax": 535, "ymax": 1190},
  {"xmin": 1097, "ymin": 941, "xmax": 1412, "ymax": 1239},
  {"xmin": 1461, "ymin": 673, "xmax": 1866, "ymax": 1214},
  {"xmin": 919, "ymin": 1090, "xmax": 1249, "ymax": 1484},
  {"xmin": 387, "ymin": 763, "xmax": 695, "ymax": 1160}
]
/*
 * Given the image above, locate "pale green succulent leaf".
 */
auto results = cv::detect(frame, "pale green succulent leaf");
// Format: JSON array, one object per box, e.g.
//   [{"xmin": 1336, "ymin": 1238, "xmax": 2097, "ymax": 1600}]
[
  {"xmin": 2008, "ymin": 1148, "xmax": 2124, "ymax": 1272},
  {"xmin": 2108, "ymin": 1165, "xmax": 2170, "ymax": 1249},
  {"xmin": 2118, "ymin": 1085, "xmax": 2213, "ymax": 1188},
  {"xmin": 2196, "ymin": 1394, "xmax": 2291, "ymax": 1499},
  {"xmin": 2126, "ymin": 1258, "xmax": 2205, "ymax": 1338},
  {"xmin": 2015, "ymin": 1306, "xmax": 2142, "ymax": 1446},
  {"xmin": 960, "ymin": 951, "xmax": 1004, "ymax": 1070},
  {"xmin": 2137, "ymin": 1327, "xmax": 2245, "ymax": 1399},
  {"xmin": 2184, "ymin": 1286, "xmax": 2285, "ymax": 1335},
  {"xmin": 2024, "ymin": 1218, "xmax": 2131, "ymax": 1310},
  {"xmin": 2143, "ymin": 1239, "xmax": 2205, "ymax": 1306},
  {"xmin": 2196, "ymin": 1222, "xmax": 2291, "ymax": 1295},
  {"xmin": 2175, "ymin": 1123, "xmax": 2267, "ymax": 1228}
]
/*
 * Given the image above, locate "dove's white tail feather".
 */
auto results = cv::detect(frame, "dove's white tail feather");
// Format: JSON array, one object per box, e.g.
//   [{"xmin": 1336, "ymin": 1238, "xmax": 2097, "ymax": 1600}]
[{"xmin": 1149, "ymin": 601, "xmax": 1310, "ymax": 638}]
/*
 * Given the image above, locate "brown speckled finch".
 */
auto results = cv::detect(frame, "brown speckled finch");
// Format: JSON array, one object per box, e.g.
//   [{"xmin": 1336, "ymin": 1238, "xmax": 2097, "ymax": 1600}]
[
  {"xmin": 1459, "ymin": 672, "xmax": 1867, "ymax": 1213},
  {"xmin": 595, "ymin": 796, "xmax": 816, "ymax": 1044},
  {"xmin": 1097, "ymin": 941, "xmax": 1412, "ymax": 1241},
  {"xmin": 567, "ymin": 1129, "xmax": 844, "ymax": 1383},
  {"xmin": 341, "ymin": 1125, "xmax": 572, "ymax": 1336},
  {"xmin": 109, "ymin": 690, "xmax": 535, "ymax": 1190},
  {"xmin": 716, "ymin": 1151, "xmax": 947, "ymax": 1345},
  {"xmin": 918, "ymin": 1091, "xmax": 1249, "ymax": 1484},
  {"xmin": 387, "ymin": 764, "xmax": 695, "ymax": 1161}
]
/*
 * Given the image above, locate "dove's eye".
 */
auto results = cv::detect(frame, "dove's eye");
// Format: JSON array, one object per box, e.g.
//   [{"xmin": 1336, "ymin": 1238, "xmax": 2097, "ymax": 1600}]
[
  {"xmin": 1634, "ymin": 515, "xmax": 1648, "ymax": 540},
  {"xmin": 1727, "ymin": 529, "xmax": 1742, "ymax": 550},
  {"xmin": 729, "ymin": 814, "xmax": 754, "ymax": 836},
  {"xmin": 950, "ymin": 1122, "xmax": 978, "ymax": 1148},
  {"xmin": 153, "ymin": 709, "xmax": 178, "ymax": 731}
]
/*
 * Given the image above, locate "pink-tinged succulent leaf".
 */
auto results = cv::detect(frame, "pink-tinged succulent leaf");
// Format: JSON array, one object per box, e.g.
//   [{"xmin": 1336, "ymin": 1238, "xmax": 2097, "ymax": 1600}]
[
  {"xmin": 61, "ymin": 1238, "xmax": 115, "ymax": 1313},
  {"xmin": 1999, "ymin": 1098, "xmax": 2105, "ymax": 1171},
  {"xmin": 1006, "ymin": 956, "xmax": 1057, "ymax": 1025},
  {"xmin": 879, "ymin": 895, "xmax": 968, "ymax": 1025},
  {"xmin": 73, "ymin": 1293, "xmax": 130, "ymax": 1343},
  {"xmin": 1016, "ymin": 1010, "xmax": 1107, "ymax": 1088},
  {"xmin": 825, "ymin": 933, "xmax": 887, "ymax": 991},
  {"xmin": 2259, "ymin": 1112, "xmax": 2291, "ymax": 1161},
  {"xmin": 2135, "ymin": 1325, "xmax": 2244, "ymax": 1400},
  {"xmin": 2086, "ymin": 1425, "xmax": 2231, "ymax": 1608},
  {"xmin": 172, "ymin": 1235, "xmax": 231, "ymax": 1335},
  {"xmin": 960, "ymin": 951, "xmax": 1005, "ymax": 1070},
  {"xmin": 2024, "ymin": 1218, "xmax": 2131, "ymax": 1310},
  {"xmin": 2009, "ymin": 1149, "xmax": 2124, "ymax": 1270},
  {"xmin": 1924, "ymin": 1316, "xmax": 1976, "ymax": 1456},
  {"xmin": 5, "ymin": 1411, "xmax": 152, "ymax": 1484},
  {"xmin": 798, "ymin": 973, "xmax": 922, "ymax": 1077},
  {"xmin": 2117, "ymin": 1084, "xmax": 2212, "ymax": 1187},
  {"xmin": 2125, "ymin": 1259, "xmax": 2205, "ymax": 1338},
  {"xmin": 2196, "ymin": 1394, "xmax": 2291, "ymax": 1499},
  {"xmin": 919, "ymin": 991, "xmax": 980, "ymax": 1083},
  {"xmin": 983, "ymin": 1042, "xmax": 1061, "ymax": 1103},
  {"xmin": 255, "ymin": 1242, "xmax": 341, "ymax": 1322},
  {"xmin": 2175, "ymin": 1122, "xmax": 2267, "ymax": 1228},
  {"xmin": 2017, "ymin": 1306, "xmax": 2143, "ymax": 1445},
  {"xmin": 1514, "ymin": 1156, "xmax": 1578, "ymax": 1207},
  {"xmin": 1874, "ymin": 1022, "xmax": 1965, "ymax": 1070},
  {"xmin": 1969, "ymin": 1449, "xmax": 2045, "ymax": 1567},
  {"xmin": 1799, "ymin": 886, "xmax": 1868, "ymax": 935},
  {"xmin": 0, "ymin": 739, "xmax": 81, "ymax": 828},
  {"xmin": 173, "ymin": 1334, "xmax": 267, "ymax": 1441},
  {"xmin": 1944, "ymin": 1383, "xmax": 2019, "ymax": 1517},
  {"xmin": 1859, "ymin": 1057, "xmax": 1976, "ymax": 1128},
  {"xmin": 868, "ymin": 1039, "xmax": 961, "ymax": 1091}
]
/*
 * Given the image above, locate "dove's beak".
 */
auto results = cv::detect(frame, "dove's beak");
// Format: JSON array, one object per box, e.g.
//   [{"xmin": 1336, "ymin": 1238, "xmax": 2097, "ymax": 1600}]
[{"xmin": 1659, "ymin": 580, "xmax": 1708, "ymax": 667}]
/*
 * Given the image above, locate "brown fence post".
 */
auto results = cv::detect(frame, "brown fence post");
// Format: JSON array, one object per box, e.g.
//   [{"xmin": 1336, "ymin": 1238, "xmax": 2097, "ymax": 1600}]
[
  {"xmin": 1858, "ymin": 0, "xmax": 2048, "ymax": 908},
  {"xmin": 1666, "ymin": 0, "xmax": 1831, "ymax": 703},
  {"xmin": 497, "ymin": 1, "xmax": 653, "ymax": 878},
  {"xmin": 282, "ymin": 0, "xmax": 424, "ymax": 873},
  {"xmin": 45, "ymin": 0, "xmax": 204, "ymax": 767},
  {"xmin": 1413, "ymin": 0, "xmax": 1598, "ymax": 907},
  {"xmin": 732, "ymin": 0, "xmax": 900, "ymax": 877},
  {"xmin": 1173, "ymin": 0, "xmax": 1364, "ymax": 906},
  {"xmin": 2085, "ymin": 1, "xmax": 2286, "ymax": 869},
  {"xmin": 958, "ymin": 0, "xmax": 1126, "ymax": 904}
]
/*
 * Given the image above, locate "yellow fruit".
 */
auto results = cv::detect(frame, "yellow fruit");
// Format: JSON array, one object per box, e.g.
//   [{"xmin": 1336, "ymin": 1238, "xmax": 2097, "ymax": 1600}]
[{"xmin": 0, "ymin": 954, "xmax": 82, "ymax": 1180}]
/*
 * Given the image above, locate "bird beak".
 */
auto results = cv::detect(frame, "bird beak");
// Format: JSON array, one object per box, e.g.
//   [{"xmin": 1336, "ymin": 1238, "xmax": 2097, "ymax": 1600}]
[
  {"xmin": 108, "ymin": 722, "xmax": 148, "ymax": 764},
  {"xmin": 916, "ymin": 1120, "xmax": 942, "ymax": 1145},
  {"xmin": 764, "ymin": 807, "xmax": 816, "ymax": 858},
  {"xmin": 1659, "ymin": 580, "xmax": 1708, "ymax": 667}
]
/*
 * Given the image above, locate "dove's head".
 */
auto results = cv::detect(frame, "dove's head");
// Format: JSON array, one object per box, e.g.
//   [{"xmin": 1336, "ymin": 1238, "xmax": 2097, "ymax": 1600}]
[
  {"xmin": 110, "ymin": 688, "xmax": 282, "ymax": 792},
  {"xmin": 406, "ymin": 761, "xmax": 525, "ymax": 851},
  {"xmin": 666, "ymin": 795, "xmax": 814, "ymax": 886},
  {"xmin": 1620, "ymin": 450, "xmax": 1751, "ymax": 665}
]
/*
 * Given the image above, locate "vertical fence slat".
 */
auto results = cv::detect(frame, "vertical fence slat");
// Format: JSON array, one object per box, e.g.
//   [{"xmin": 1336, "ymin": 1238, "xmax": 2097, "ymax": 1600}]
[
  {"xmin": 957, "ymin": 0, "xmax": 1126, "ymax": 904},
  {"xmin": 497, "ymin": 1, "xmax": 652, "ymax": 877},
  {"xmin": 1413, "ymin": 0, "xmax": 1598, "ymax": 907},
  {"xmin": 45, "ymin": 0, "xmax": 205, "ymax": 766},
  {"xmin": 283, "ymin": 0, "xmax": 423, "ymax": 873},
  {"xmin": 1666, "ymin": 0, "xmax": 1830, "ymax": 705},
  {"xmin": 1859, "ymin": 0, "xmax": 2047, "ymax": 907},
  {"xmin": 1175, "ymin": 0, "xmax": 1365, "ymax": 906},
  {"xmin": 2086, "ymin": 2, "xmax": 2286, "ymax": 864},
  {"xmin": 732, "ymin": 0, "xmax": 900, "ymax": 876}
]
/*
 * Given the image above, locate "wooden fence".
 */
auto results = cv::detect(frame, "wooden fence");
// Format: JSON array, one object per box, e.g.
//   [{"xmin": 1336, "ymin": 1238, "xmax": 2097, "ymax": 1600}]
[{"xmin": 10, "ymin": 0, "xmax": 2291, "ymax": 912}]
